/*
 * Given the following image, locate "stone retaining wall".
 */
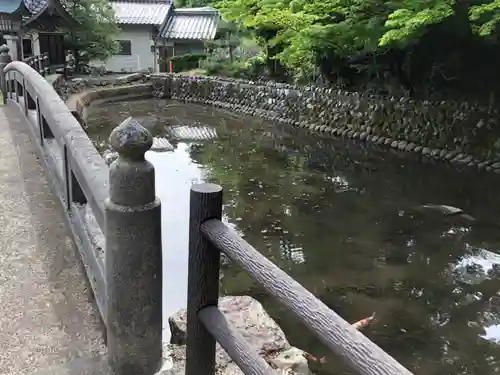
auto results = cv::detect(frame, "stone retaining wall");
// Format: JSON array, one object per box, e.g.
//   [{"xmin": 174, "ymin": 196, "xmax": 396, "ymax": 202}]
[
  {"xmin": 53, "ymin": 72, "xmax": 500, "ymax": 172},
  {"xmin": 67, "ymin": 83, "xmax": 153, "ymax": 127},
  {"xmin": 53, "ymin": 72, "xmax": 150, "ymax": 102},
  {"xmin": 151, "ymin": 74, "xmax": 500, "ymax": 172},
  {"xmin": 55, "ymin": 73, "xmax": 154, "ymax": 128}
]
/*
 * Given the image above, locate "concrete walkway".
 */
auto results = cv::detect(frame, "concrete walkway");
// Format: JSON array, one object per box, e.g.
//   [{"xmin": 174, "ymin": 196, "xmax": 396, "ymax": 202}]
[{"xmin": 0, "ymin": 106, "xmax": 107, "ymax": 375}]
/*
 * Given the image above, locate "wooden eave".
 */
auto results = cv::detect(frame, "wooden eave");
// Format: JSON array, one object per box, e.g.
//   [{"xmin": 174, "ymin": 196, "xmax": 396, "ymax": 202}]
[{"xmin": 22, "ymin": 0, "xmax": 76, "ymax": 29}]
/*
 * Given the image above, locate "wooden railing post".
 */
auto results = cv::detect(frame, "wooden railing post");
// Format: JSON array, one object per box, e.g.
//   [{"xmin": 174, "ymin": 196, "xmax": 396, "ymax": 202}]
[
  {"xmin": 37, "ymin": 55, "xmax": 42, "ymax": 75},
  {"xmin": 43, "ymin": 52, "xmax": 49, "ymax": 76},
  {"xmin": 0, "ymin": 44, "xmax": 12, "ymax": 100},
  {"xmin": 186, "ymin": 183, "xmax": 223, "ymax": 375},
  {"xmin": 39, "ymin": 55, "xmax": 44, "ymax": 76},
  {"xmin": 104, "ymin": 117, "xmax": 163, "ymax": 375},
  {"xmin": 36, "ymin": 55, "xmax": 41, "ymax": 75}
]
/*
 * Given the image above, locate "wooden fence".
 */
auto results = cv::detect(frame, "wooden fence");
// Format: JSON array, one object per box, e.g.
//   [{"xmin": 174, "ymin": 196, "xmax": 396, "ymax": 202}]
[
  {"xmin": 187, "ymin": 183, "xmax": 414, "ymax": 375},
  {"xmin": 23, "ymin": 52, "xmax": 50, "ymax": 76},
  {"xmin": 23, "ymin": 52, "xmax": 71, "ymax": 79}
]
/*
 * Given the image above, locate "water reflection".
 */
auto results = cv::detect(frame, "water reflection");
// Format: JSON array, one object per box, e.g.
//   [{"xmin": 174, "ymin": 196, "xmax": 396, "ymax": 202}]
[
  {"xmin": 87, "ymin": 99, "xmax": 500, "ymax": 375},
  {"xmin": 146, "ymin": 144, "xmax": 204, "ymax": 330}
]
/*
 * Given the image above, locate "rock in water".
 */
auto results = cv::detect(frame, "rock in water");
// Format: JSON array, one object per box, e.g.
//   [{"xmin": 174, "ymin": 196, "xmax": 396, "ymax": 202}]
[
  {"xmin": 103, "ymin": 149, "xmax": 118, "ymax": 165},
  {"xmin": 169, "ymin": 296, "xmax": 288, "ymax": 350},
  {"xmin": 164, "ymin": 296, "xmax": 310, "ymax": 375},
  {"xmin": 132, "ymin": 115, "xmax": 157, "ymax": 131}
]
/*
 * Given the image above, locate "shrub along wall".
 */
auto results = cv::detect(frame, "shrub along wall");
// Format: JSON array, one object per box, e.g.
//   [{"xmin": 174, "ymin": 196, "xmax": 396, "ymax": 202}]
[
  {"xmin": 151, "ymin": 74, "xmax": 500, "ymax": 171},
  {"xmin": 167, "ymin": 53, "xmax": 209, "ymax": 73}
]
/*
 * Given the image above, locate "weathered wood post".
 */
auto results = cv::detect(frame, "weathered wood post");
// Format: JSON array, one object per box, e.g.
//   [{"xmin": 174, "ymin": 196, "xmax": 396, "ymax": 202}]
[
  {"xmin": 186, "ymin": 183, "xmax": 223, "ymax": 375},
  {"xmin": 0, "ymin": 44, "xmax": 12, "ymax": 101},
  {"xmin": 105, "ymin": 117, "xmax": 163, "ymax": 375},
  {"xmin": 36, "ymin": 55, "xmax": 41, "ymax": 75},
  {"xmin": 43, "ymin": 52, "xmax": 49, "ymax": 76}
]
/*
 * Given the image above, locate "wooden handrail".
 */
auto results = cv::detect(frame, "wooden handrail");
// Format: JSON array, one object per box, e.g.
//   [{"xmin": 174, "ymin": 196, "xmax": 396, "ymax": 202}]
[{"xmin": 187, "ymin": 183, "xmax": 414, "ymax": 375}]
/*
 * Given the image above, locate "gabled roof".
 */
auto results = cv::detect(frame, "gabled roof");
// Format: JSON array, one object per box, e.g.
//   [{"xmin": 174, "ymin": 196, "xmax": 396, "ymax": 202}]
[
  {"xmin": 24, "ymin": 0, "xmax": 52, "ymax": 14},
  {"xmin": 23, "ymin": 0, "xmax": 76, "ymax": 28},
  {"xmin": 110, "ymin": 0, "xmax": 171, "ymax": 25},
  {"xmin": 158, "ymin": 7, "xmax": 220, "ymax": 40},
  {"xmin": 0, "ymin": 0, "xmax": 75, "ymax": 31}
]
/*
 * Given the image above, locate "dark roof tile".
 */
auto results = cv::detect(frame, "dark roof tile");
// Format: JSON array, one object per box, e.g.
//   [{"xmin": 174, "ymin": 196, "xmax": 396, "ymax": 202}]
[{"xmin": 159, "ymin": 7, "xmax": 220, "ymax": 40}]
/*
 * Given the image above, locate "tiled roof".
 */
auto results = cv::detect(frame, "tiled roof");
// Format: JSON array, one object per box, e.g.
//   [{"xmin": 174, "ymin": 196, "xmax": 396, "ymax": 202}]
[
  {"xmin": 25, "ymin": 0, "xmax": 74, "ymax": 13},
  {"xmin": 0, "ymin": 0, "xmax": 73, "ymax": 30},
  {"xmin": 23, "ymin": 0, "xmax": 48, "ymax": 14},
  {"xmin": 111, "ymin": 1, "xmax": 171, "ymax": 25},
  {"xmin": 158, "ymin": 7, "xmax": 220, "ymax": 40},
  {"xmin": 0, "ymin": 0, "xmax": 58, "ymax": 15},
  {"xmin": 22, "ymin": 0, "xmax": 75, "ymax": 27}
]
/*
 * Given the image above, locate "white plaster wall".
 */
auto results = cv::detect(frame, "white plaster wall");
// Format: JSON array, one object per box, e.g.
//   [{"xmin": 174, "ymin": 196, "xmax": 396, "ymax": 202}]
[
  {"xmin": 31, "ymin": 32, "xmax": 40, "ymax": 56},
  {"xmin": 4, "ymin": 35, "xmax": 19, "ymax": 60},
  {"xmin": 90, "ymin": 25, "xmax": 158, "ymax": 73}
]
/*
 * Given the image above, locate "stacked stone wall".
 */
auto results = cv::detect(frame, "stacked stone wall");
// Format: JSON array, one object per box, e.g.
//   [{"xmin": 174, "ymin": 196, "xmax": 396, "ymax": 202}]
[{"xmin": 151, "ymin": 74, "xmax": 500, "ymax": 171}]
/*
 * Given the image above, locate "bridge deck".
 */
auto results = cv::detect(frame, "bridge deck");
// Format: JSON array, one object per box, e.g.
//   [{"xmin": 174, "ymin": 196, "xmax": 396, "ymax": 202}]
[{"xmin": 0, "ymin": 106, "xmax": 106, "ymax": 375}]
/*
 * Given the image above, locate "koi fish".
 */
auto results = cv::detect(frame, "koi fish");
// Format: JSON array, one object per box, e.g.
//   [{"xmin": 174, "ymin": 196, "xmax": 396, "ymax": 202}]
[
  {"xmin": 351, "ymin": 312, "xmax": 376, "ymax": 330},
  {"xmin": 302, "ymin": 313, "xmax": 376, "ymax": 364}
]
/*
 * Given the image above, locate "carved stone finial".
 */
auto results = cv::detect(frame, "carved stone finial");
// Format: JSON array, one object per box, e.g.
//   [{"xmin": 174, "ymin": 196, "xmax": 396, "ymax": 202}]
[
  {"xmin": 109, "ymin": 117, "xmax": 153, "ymax": 160},
  {"xmin": 0, "ymin": 44, "xmax": 9, "ymax": 54}
]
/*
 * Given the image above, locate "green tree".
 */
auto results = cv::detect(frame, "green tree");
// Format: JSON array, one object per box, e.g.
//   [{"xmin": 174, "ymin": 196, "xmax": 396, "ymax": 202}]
[
  {"xmin": 174, "ymin": 0, "xmax": 211, "ymax": 7},
  {"xmin": 470, "ymin": 0, "xmax": 500, "ymax": 37},
  {"xmin": 65, "ymin": 0, "xmax": 120, "ymax": 66},
  {"xmin": 215, "ymin": 0, "xmax": 500, "ymax": 98}
]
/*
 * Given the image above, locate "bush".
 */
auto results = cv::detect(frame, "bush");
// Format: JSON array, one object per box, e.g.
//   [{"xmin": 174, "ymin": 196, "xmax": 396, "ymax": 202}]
[
  {"xmin": 167, "ymin": 53, "xmax": 209, "ymax": 73},
  {"xmin": 244, "ymin": 55, "xmax": 266, "ymax": 77},
  {"xmin": 201, "ymin": 54, "xmax": 267, "ymax": 79},
  {"xmin": 203, "ymin": 60, "xmax": 247, "ymax": 78}
]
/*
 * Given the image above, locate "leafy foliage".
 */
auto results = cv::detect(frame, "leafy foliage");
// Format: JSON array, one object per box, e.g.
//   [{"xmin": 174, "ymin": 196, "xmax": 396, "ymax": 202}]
[
  {"xmin": 65, "ymin": 0, "xmax": 120, "ymax": 64},
  {"xmin": 174, "ymin": 0, "xmax": 212, "ymax": 7},
  {"xmin": 380, "ymin": 1, "xmax": 456, "ymax": 46},
  {"xmin": 215, "ymin": 0, "xmax": 500, "ymax": 98},
  {"xmin": 166, "ymin": 53, "xmax": 209, "ymax": 72},
  {"xmin": 470, "ymin": 0, "xmax": 500, "ymax": 36}
]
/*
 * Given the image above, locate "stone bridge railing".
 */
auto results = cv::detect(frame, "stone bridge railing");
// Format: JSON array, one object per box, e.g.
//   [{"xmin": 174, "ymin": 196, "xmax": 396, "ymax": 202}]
[
  {"xmin": 0, "ymin": 48, "xmax": 414, "ymax": 375},
  {"xmin": 0, "ymin": 49, "xmax": 163, "ymax": 374}
]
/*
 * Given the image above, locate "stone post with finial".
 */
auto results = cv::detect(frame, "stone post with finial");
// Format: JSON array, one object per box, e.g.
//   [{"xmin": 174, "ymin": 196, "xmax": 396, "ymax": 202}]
[
  {"xmin": 0, "ymin": 44, "xmax": 12, "ymax": 101},
  {"xmin": 105, "ymin": 117, "xmax": 163, "ymax": 375}
]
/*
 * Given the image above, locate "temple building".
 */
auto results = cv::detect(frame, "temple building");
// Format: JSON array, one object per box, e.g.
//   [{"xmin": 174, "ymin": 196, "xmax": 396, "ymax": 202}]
[
  {"xmin": 0, "ymin": 0, "xmax": 75, "ymax": 67},
  {"xmin": 91, "ymin": 0, "xmax": 227, "ymax": 73},
  {"xmin": 0, "ymin": 0, "xmax": 229, "ymax": 73}
]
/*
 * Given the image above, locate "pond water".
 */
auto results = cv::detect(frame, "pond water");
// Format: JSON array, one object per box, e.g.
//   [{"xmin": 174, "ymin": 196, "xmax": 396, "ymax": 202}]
[{"xmin": 87, "ymin": 98, "xmax": 500, "ymax": 375}]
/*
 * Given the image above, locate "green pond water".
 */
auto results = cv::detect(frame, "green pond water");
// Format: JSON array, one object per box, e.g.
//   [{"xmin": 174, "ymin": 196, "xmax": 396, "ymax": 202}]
[{"xmin": 86, "ymin": 98, "xmax": 500, "ymax": 375}]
